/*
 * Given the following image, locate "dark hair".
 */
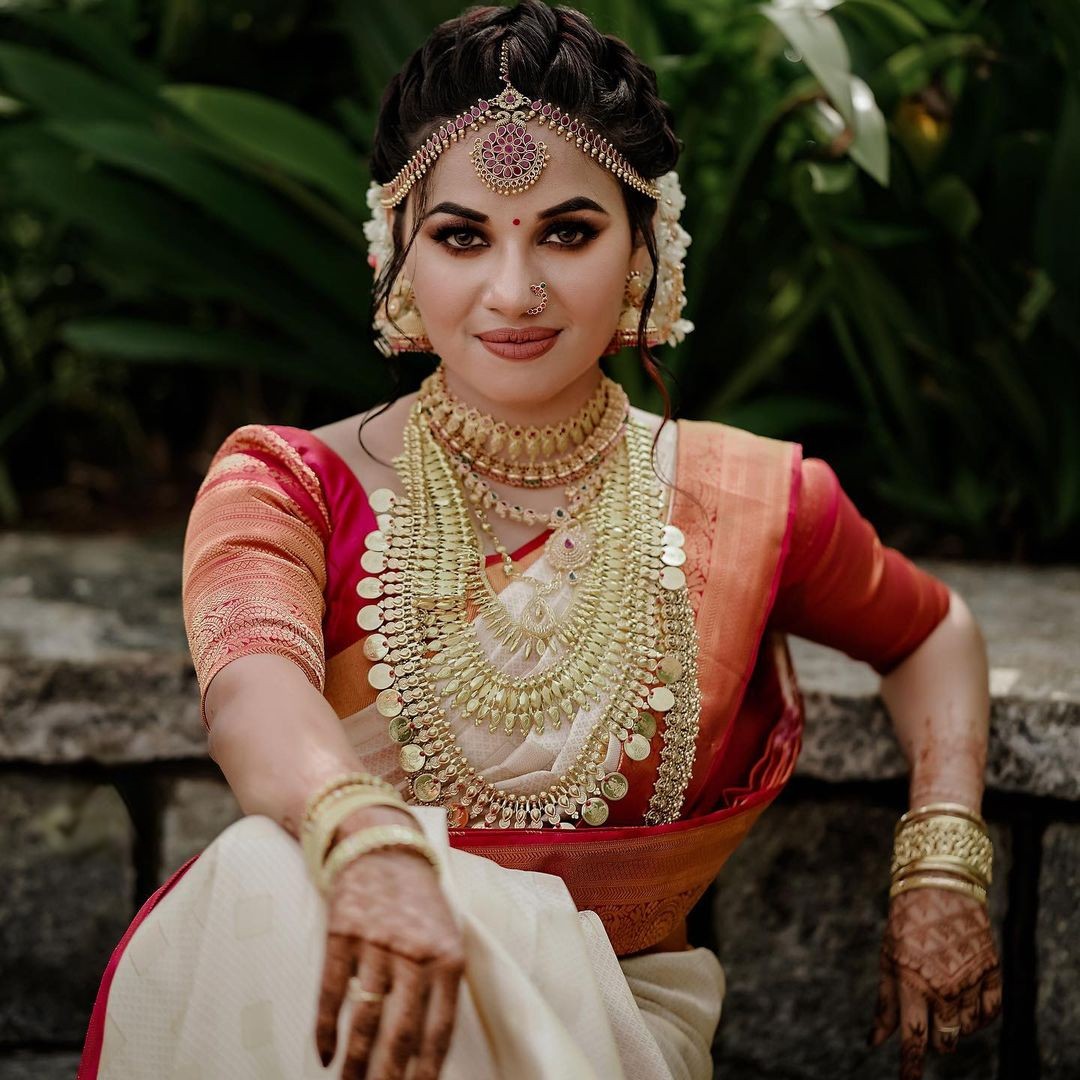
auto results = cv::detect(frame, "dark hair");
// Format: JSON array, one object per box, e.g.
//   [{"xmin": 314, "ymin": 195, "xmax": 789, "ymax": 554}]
[{"xmin": 368, "ymin": 0, "xmax": 681, "ymax": 415}]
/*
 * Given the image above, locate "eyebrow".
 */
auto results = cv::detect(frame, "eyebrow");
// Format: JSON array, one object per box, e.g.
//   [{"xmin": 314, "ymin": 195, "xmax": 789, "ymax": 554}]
[{"xmin": 424, "ymin": 196, "xmax": 609, "ymax": 223}]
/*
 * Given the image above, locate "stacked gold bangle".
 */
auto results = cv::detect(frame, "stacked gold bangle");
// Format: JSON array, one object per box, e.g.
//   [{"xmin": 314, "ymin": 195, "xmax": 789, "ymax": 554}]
[
  {"xmin": 300, "ymin": 771, "xmax": 441, "ymax": 894},
  {"xmin": 889, "ymin": 802, "xmax": 992, "ymax": 907}
]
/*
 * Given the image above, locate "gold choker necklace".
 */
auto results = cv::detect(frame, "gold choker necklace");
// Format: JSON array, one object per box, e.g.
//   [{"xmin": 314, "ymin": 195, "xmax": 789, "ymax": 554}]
[{"xmin": 418, "ymin": 368, "xmax": 629, "ymax": 488}]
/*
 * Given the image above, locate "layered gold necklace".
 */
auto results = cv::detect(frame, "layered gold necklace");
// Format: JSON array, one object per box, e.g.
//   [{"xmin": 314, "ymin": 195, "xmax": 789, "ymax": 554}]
[{"xmin": 357, "ymin": 382, "xmax": 701, "ymax": 829}]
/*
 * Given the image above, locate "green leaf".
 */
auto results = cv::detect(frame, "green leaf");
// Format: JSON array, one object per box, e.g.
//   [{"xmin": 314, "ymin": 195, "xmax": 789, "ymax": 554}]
[
  {"xmin": 44, "ymin": 120, "xmax": 369, "ymax": 315},
  {"xmin": 58, "ymin": 319, "xmax": 355, "ymax": 390},
  {"xmin": 161, "ymin": 84, "xmax": 368, "ymax": 217},
  {"xmin": 878, "ymin": 34, "xmax": 984, "ymax": 99},
  {"xmin": 9, "ymin": 9, "xmax": 162, "ymax": 95},
  {"xmin": 924, "ymin": 174, "xmax": 981, "ymax": 240},
  {"xmin": 836, "ymin": 0, "xmax": 929, "ymax": 42},
  {"xmin": 0, "ymin": 43, "xmax": 159, "ymax": 125},
  {"xmin": 805, "ymin": 160, "xmax": 857, "ymax": 192},
  {"xmin": 760, "ymin": 3, "xmax": 890, "ymax": 183},
  {"xmin": 5, "ymin": 138, "xmax": 369, "ymax": 386},
  {"xmin": 716, "ymin": 394, "xmax": 855, "ymax": 437}
]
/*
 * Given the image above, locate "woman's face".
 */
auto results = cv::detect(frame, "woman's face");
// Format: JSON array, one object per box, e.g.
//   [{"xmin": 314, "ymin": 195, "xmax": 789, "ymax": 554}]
[{"xmin": 390, "ymin": 129, "xmax": 647, "ymax": 414}]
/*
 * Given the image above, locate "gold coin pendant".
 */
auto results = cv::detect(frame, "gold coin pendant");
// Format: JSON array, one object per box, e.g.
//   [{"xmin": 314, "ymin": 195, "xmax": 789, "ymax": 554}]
[
  {"xmin": 600, "ymin": 772, "xmax": 629, "ymax": 801},
  {"xmin": 356, "ymin": 577, "xmax": 383, "ymax": 600},
  {"xmin": 388, "ymin": 716, "xmax": 412, "ymax": 743},
  {"xmin": 376, "ymin": 688, "xmax": 403, "ymax": 717},
  {"xmin": 624, "ymin": 733, "xmax": 651, "ymax": 761},
  {"xmin": 369, "ymin": 488, "xmax": 396, "ymax": 513},
  {"xmin": 363, "ymin": 633, "xmax": 389, "ymax": 661},
  {"xmin": 582, "ymin": 797, "xmax": 610, "ymax": 826},
  {"xmin": 367, "ymin": 662, "xmax": 394, "ymax": 691},
  {"xmin": 414, "ymin": 774, "xmax": 442, "ymax": 802},
  {"xmin": 400, "ymin": 744, "xmax": 426, "ymax": 773},
  {"xmin": 634, "ymin": 712, "xmax": 657, "ymax": 739},
  {"xmin": 648, "ymin": 685, "xmax": 675, "ymax": 712}
]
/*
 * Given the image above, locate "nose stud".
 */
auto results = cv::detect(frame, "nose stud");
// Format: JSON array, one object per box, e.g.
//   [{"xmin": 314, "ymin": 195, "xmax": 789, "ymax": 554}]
[{"xmin": 525, "ymin": 281, "xmax": 548, "ymax": 316}]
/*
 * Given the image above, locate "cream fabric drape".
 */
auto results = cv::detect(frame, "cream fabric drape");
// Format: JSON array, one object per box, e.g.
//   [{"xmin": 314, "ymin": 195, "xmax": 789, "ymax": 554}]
[{"xmin": 96, "ymin": 809, "xmax": 725, "ymax": 1079}]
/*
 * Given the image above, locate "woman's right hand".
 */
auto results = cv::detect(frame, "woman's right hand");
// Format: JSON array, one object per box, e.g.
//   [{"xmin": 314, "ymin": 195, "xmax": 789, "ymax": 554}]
[{"xmin": 314, "ymin": 806, "xmax": 465, "ymax": 1080}]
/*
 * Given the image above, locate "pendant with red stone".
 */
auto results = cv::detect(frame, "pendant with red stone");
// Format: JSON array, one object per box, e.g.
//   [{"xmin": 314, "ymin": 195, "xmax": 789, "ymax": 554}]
[
  {"xmin": 470, "ymin": 121, "xmax": 548, "ymax": 194},
  {"xmin": 544, "ymin": 520, "xmax": 594, "ymax": 573}
]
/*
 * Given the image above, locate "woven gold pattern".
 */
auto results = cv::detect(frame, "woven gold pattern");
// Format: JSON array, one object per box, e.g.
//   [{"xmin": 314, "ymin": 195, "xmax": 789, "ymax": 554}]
[
  {"xmin": 891, "ymin": 815, "xmax": 993, "ymax": 885},
  {"xmin": 182, "ymin": 424, "xmax": 330, "ymax": 727}
]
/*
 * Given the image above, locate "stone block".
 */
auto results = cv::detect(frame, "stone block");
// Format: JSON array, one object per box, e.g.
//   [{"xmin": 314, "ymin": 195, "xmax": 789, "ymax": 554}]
[
  {"xmin": 0, "ymin": 532, "xmax": 206, "ymax": 765},
  {"xmin": 1037, "ymin": 823, "xmax": 1080, "ymax": 1079},
  {"xmin": 790, "ymin": 559, "xmax": 1080, "ymax": 802},
  {"xmin": 710, "ymin": 796, "xmax": 1009, "ymax": 1079},
  {"xmin": 159, "ymin": 774, "xmax": 243, "ymax": 883},
  {"xmin": 0, "ymin": 774, "xmax": 134, "ymax": 1042},
  {"xmin": 0, "ymin": 1054, "xmax": 83, "ymax": 1079},
  {"xmin": 0, "ymin": 657, "xmax": 206, "ymax": 764}
]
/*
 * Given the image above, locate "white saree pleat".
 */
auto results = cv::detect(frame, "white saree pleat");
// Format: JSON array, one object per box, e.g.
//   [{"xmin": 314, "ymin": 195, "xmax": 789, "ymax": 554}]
[{"xmin": 97, "ymin": 808, "xmax": 723, "ymax": 1080}]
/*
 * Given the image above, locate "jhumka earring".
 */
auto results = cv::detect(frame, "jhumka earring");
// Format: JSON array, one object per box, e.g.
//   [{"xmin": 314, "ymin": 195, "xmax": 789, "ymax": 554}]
[
  {"xmin": 603, "ymin": 269, "xmax": 661, "ymax": 354},
  {"xmin": 372, "ymin": 275, "xmax": 432, "ymax": 357}
]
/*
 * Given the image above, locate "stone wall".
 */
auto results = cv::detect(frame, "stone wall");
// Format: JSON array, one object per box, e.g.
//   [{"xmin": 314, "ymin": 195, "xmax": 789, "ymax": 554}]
[{"xmin": 1, "ymin": 533, "xmax": 1077, "ymax": 1079}]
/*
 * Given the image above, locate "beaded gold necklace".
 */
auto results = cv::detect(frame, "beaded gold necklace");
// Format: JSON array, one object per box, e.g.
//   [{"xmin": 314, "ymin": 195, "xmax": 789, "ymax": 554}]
[
  {"xmin": 419, "ymin": 370, "xmax": 630, "ymax": 488},
  {"xmin": 419, "ymin": 365, "xmax": 611, "ymax": 461},
  {"xmin": 356, "ymin": 402, "xmax": 701, "ymax": 828}
]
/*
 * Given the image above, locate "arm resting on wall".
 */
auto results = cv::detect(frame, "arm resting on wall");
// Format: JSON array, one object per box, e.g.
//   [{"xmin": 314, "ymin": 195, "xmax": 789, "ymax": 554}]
[{"xmin": 878, "ymin": 588, "xmax": 991, "ymax": 811}]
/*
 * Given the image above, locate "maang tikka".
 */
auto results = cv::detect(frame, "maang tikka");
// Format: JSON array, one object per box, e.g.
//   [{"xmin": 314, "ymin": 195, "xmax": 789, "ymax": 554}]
[
  {"xmin": 363, "ymin": 37, "xmax": 695, "ymax": 354},
  {"xmin": 380, "ymin": 40, "xmax": 661, "ymax": 208}
]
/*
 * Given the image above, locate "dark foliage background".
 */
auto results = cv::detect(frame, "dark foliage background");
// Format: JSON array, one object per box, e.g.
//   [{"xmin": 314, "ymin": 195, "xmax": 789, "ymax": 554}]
[{"xmin": 0, "ymin": 0, "xmax": 1076, "ymax": 560}]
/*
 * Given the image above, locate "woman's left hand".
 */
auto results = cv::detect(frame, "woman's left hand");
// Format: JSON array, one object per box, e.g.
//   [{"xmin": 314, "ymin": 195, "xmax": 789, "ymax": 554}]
[{"xmin": 868, "ymin": 886, "xmax": 1002, "ymax": 1079}]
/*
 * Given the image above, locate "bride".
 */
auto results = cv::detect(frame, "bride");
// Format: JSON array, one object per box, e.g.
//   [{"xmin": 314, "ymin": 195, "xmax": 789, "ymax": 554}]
[{"xmin": 79, "ymin": 3, "xmax": 1001, "ymax": 1078}]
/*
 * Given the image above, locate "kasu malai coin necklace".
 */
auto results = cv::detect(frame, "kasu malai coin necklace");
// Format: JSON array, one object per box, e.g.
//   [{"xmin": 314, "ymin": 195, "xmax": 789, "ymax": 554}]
[{"xmin": 356, "ymin": 399, "xmax": 701, "ymax": 828}]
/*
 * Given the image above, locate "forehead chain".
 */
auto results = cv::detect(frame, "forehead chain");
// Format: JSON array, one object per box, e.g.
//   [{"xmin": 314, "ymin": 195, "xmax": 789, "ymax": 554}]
[{"xmin": 378, "ymin": 39, "xmax": 661, "ymax": 208}]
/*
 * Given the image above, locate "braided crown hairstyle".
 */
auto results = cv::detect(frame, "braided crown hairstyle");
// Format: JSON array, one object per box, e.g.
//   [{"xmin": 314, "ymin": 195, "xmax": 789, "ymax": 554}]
[{"xmin": 369, "ymin": 0, "xmax": 681, "ymax": 404}]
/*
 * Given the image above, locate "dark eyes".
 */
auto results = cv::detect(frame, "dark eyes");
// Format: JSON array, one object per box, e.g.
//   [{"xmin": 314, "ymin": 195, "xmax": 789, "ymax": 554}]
[{"xmin": 430, "ymin": 220, "xmax": 600, "ymax": 254}]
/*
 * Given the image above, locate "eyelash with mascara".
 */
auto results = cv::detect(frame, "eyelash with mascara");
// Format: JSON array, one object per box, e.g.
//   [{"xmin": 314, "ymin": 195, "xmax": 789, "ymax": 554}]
[{"xmin": 430, "ymin": 218, "xmax": 600, "ymax": 255}]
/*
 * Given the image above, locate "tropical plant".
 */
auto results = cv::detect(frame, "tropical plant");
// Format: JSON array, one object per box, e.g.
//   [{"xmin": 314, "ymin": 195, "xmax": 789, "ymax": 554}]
[{"xmin": 0, "ymin": 0, "xmax": 1076, "ymax": 558}]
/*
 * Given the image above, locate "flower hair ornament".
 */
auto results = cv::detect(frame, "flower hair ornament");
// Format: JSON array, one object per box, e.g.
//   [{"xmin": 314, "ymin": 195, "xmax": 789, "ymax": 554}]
[{"xmin": 363, "ymin": 39, "xmax": 693, "ymax": 355}]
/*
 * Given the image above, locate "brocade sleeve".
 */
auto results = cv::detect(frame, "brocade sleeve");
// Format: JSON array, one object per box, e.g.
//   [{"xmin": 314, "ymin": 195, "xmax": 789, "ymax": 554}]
[
  {"xmin": 181, "ymin": 424, "xmax": 331, "ymax": 729},
  {"xmin": 770, "ymin": 456, "xmax": 951, "ymax": 675}
]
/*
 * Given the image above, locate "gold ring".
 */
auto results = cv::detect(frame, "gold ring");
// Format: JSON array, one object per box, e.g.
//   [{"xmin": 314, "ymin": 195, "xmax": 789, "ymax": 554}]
[
  {"xmin": 346, "ymin": 976, "xmax": 385, "ymax": 1005},
  {"xmin": 938, "ymin": 1022, "xmax": 962, "ymax": 1036}
]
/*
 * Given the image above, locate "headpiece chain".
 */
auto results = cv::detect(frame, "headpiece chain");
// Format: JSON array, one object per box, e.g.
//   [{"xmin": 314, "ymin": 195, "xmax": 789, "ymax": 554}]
[{"xmin": 378, "ymin": 39, "xmax": 662, "ymax": 208}]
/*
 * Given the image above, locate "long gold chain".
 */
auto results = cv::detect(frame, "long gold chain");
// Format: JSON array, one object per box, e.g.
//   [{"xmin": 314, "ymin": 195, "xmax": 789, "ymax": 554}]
[{"xmin": 357, "ymin": 404, "xmax": 700, "ymax": 828}]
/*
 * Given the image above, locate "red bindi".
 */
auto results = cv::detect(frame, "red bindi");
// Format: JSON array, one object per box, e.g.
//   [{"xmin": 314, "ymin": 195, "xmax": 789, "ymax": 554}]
[{"xmin": 512, "ymin": 218, "xmax": 520, "ymax": 226}]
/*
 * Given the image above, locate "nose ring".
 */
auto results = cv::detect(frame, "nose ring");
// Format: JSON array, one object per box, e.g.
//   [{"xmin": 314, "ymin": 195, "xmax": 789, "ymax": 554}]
[{"xmin": 526, "ymin": 281, "xmax": 548, "ymax": 316}]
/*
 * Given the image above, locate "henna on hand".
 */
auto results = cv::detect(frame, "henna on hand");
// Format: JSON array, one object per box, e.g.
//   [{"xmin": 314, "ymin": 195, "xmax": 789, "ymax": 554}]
[
  {"xmin": 868, "ymin": 886, "xmax": 1002, "ymax": 1075},
  {"xmin": 314, "ymin": 807, "xmax": 465, "ymax": 1079}
]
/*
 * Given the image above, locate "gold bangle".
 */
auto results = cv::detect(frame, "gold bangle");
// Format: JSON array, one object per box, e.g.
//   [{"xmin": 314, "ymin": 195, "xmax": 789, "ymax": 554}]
[
  {"xmin": 891, "ymin": 854, "xmax": 989, "ymax": 889},
  {"xmin": 891, "ymin": 814, "xmax": 993, "ymax": 885},
  {"xmin": 303, "ymin": 772, "xmax": 401, "ymax": 825},
  {"xmin": 301, "ymin": 791, "xmax": 410, "ymax": 880},
  {"xmin": 320, "ymin": 824, "xmax": 440, "ymax": 894},
  {"xmin": 889, "ymin": 873, "xmax": 988, "ymax": 906},
  {"xmin": 896, "ymin": 801, "xmax": 986, "ymax": 832}
]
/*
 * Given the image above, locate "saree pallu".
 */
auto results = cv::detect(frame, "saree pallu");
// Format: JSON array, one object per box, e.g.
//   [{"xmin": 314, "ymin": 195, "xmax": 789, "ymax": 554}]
[{"xmin": 81, "ymin": 808, "xmax": 726, "ymax": 1080}]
